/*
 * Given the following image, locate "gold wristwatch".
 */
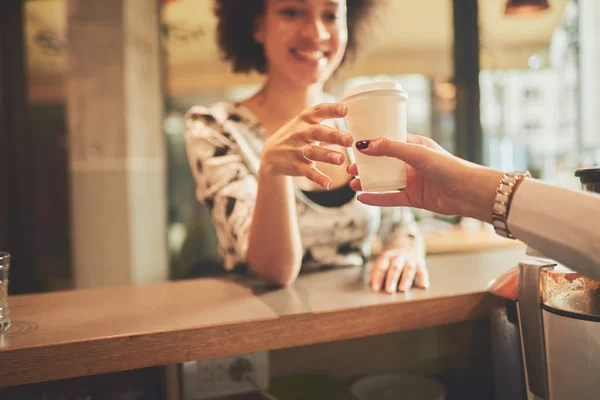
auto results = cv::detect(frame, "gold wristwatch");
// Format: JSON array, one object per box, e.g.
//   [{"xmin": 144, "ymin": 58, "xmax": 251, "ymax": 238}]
[{"xmin": 492, "ymin": 171, "xmax": 531, "ymax": 239}]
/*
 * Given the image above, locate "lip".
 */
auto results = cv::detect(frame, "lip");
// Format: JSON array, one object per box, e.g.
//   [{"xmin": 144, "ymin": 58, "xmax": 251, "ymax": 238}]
[{"xmin": 290, "ymin": 48, "xmax": 330, "ymax": 65}]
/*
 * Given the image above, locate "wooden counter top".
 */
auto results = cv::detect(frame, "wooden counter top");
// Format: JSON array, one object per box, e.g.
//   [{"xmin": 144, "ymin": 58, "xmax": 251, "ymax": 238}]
[
  {"xmin": 424, "ymin": 227, "xmax": 525, "ymax": 255},
  {"xmin": 0, "ymin": 247, "xmax": 525, "ymax": 388}
]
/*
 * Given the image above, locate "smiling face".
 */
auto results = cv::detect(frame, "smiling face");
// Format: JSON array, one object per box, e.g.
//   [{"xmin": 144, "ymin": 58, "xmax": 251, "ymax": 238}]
[{"xmin": 254, "ymin": 0, "xmax": 349, "ymax": 89}]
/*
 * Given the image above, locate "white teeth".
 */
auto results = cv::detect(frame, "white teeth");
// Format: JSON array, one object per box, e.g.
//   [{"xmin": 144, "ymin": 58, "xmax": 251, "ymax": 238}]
[{"xmin": 294, "ymin": 50, "xmax": 325, "ymax": 61}]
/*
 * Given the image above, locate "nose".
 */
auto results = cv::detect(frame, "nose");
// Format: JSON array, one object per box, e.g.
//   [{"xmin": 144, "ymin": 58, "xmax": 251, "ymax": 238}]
[{"xmin": 303, "ymin": 17, "xmax": 331, "ymax": 43}]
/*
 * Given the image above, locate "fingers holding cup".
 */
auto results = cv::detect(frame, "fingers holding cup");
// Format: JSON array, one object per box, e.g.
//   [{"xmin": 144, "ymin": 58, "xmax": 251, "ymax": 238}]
[
  {"xmin": 303, "ymin": 164, "xmax": 333, "ymax": 191},
  {"xmin": 301, "ymin": 103, "xmax": 348, "ymax": 124},
  {"xmin": 300, "ymin": 144, "xmax": 345, "ymax": 166},
  {"xmin": 301, "ymin": 124, "xmax": 353, "ymax": 148}
]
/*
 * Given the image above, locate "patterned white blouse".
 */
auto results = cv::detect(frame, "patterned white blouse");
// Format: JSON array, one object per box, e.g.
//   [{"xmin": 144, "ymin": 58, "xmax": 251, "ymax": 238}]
[{"xmin": 184, "ymin": 101, "xmax": 415, "ymax": 272}]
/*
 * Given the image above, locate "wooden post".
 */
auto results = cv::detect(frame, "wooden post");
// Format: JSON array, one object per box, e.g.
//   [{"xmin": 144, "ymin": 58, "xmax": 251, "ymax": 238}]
[
  {"xmin": 453, "ymin": 0, "xmax": 483, "ymax": 165},
  {"xmin": 0, "ymin": 0, "xmax": 39, "ymax": 294},
  {"xmin": 66, "ymin": 0, "xmax": 168, "ymax": 288}
]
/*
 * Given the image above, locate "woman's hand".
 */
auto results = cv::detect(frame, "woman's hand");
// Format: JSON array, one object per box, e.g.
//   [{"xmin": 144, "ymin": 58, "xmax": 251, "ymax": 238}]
[
  {"xmin": 348, "ymin": 135, "xmax": 504, "ymax": 224},
  {"xmin": 260, "ymin": 103, "xmax": 353, "ymax": 190},
  {"xmin": 370, "ymin": 235, "xmax": 429, "ymax": 294}
]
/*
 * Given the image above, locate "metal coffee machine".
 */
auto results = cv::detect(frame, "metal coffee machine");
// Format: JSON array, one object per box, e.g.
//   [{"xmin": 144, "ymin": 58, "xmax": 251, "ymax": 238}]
[
  {"xmin": 489, "ymin": 167, "xmax": 600, "ymax": 400},
  {"xmin": 576, "ymin": 166, "xmax": 600, "ymax": 193}
]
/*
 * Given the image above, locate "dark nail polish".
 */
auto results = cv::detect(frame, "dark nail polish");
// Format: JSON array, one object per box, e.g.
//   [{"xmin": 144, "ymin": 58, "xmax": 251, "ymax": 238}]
[{"xmin": 356, "ymin": 141, "xmax": 369, "ymax": 150}]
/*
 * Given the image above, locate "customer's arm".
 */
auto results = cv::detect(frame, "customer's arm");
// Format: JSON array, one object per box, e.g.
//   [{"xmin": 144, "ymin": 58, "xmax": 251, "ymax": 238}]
[{"xmin": 247, "ymin": 104, "xmax": 352, "ymax": 286}]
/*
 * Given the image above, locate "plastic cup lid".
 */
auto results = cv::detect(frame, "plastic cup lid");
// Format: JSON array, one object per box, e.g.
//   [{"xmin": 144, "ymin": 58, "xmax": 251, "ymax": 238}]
[{"xmin": 343, "ymin": 81, "xmax": 408, "ymax": 100}]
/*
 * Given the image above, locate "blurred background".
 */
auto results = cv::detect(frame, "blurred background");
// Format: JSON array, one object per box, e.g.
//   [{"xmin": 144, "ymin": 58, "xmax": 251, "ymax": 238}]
[{"xmin": 2, "ymin": 0, "xmax": 599, "ymax": 293}]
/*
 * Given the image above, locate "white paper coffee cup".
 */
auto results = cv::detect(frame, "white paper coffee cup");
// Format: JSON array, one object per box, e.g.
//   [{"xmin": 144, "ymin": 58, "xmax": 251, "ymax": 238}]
[{"xmin": 343, "ymin": 81, "xmax": 408, "ymax": 192}]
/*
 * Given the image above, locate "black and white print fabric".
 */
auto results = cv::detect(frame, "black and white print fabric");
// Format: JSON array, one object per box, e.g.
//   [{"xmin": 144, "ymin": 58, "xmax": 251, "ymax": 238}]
[{"xmin": 184, "ymin": 101, "xmax": 413, "ymax": 272}]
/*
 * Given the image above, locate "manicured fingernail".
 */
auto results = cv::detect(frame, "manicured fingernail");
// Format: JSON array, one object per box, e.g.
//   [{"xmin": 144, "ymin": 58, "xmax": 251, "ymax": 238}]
[
  {"xmin": 371, "ymin": 283, "xmax": 380, "ymax": 291},
  {"xmin": 346, "ymin": 165, "xmax": 351, "ymax": 174},
  {"xmin": 340, "ymin": 105, "xmax": 348, "ymax": 114},
  {"xmin": 356, "ymin": 140, "xmax": 370, "ymax": 150},
  {"xmin": 402, "ymin": 284, "xmax": 411, "ymax": 292},
  {"xmin": 325, "ymin": 181, "xmax": 332, "ymax": 190}
]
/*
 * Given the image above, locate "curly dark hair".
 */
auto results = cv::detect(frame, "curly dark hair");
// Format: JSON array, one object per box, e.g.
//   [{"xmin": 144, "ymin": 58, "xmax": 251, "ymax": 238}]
[{"xmin": 214, "ymin": 0, "xmax": 377, "ymax": 75}]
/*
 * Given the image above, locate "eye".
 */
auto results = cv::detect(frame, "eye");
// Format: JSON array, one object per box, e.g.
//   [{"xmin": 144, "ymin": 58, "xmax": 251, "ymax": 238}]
[
  {"xmin": 279, "ymin": 8, "xmax": 304, "ymax": 18},
  {"xmin": 323, "ymin": 12, "xmax": 339, "ymax": 22}
]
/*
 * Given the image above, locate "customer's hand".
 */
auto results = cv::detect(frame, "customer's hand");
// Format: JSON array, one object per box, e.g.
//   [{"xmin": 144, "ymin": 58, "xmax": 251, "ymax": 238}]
[
  {"xmin": 370, "ymin": 237, "xmax": 429, "ymax": 294},
  {"xmin": 260, "ymin": 103, "xmax": 353, "ymax": 190},
  {"xmin": 348, "ymin": 135, "xmax": 503, "ymax": 224}
]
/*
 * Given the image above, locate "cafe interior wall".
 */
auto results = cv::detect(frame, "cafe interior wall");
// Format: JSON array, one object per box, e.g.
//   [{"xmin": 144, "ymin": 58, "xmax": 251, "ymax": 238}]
[{"xmin": 22, "ymin": 0, "xmax": 571, "ymax": 285}]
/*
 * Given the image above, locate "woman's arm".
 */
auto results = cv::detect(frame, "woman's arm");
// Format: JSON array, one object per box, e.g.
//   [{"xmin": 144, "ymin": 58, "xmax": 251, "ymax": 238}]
[
  {"xmin": 245, "ymin": 104, "xmax": 352, "ymax": 286},
  {"xmin": 246, "ymin": 173, "xmax": 302, "ymax": 287}
]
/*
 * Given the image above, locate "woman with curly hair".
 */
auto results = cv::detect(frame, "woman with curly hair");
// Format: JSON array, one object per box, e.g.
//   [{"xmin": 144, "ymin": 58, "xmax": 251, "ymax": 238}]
[{"xmin": 184, "ymin": 0, "xmax": 429, "ymax": 293}]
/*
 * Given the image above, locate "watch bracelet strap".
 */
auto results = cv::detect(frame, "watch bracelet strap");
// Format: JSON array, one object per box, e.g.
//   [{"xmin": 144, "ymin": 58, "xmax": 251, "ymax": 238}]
[{"xmin": 492, "ymin": 171, "xmax": 531, "ymax": 239}]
